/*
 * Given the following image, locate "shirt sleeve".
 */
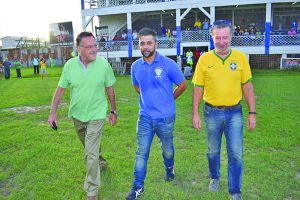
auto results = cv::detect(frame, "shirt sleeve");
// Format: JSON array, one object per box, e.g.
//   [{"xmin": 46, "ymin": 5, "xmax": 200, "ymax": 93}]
[
  {"xmin": 104, "ymin": 60, "xmax": 116, "ymax": 87},
  {"xmin": 241, "ymin": 53, "xmax": 252, "ymax": 83},
  {"xmin": 168, "ymin": 60, "xmax": 185, "ymax": 85},
  {"xmin": 131, "ymin": 62, "xmax": 139, "ymax": 86},
  {"xmin": 58, "ymin": 64, "xmax": 69, "ymax": 88}
]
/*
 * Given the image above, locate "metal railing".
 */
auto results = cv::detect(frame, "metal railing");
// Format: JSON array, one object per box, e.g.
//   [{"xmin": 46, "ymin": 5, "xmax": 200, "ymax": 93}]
[
  {"xmin": 96, "ymin": 0, "xmax": 176, "ymax": 8},
  {"xmin": 181, "ymin": 30, "xmax": 210, "ymax": 42},
  {"xmin": 97, "ymin": 31, "xmax": 300, "ymax": 52}
]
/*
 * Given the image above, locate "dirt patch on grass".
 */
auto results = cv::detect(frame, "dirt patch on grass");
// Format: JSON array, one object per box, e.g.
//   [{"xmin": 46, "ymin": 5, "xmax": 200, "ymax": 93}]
[{"xmin": 1, "ymin": 103, "xmax": 67, "ymax": 114}]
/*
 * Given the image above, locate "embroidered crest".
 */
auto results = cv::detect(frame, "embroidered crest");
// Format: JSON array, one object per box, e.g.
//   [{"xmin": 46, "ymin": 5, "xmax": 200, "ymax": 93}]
[
  {"xmin": 230, "ymin": 62, "xmax": 237, "ymax": 71},
  {"xmin": 155, "ymin": 67, "xmax": 163, "ymax": 78}
]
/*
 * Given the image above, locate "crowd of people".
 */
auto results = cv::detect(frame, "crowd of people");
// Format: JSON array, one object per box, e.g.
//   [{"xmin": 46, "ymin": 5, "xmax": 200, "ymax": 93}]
[{"xmin": 0, "ymin": 57, "xmax": 48, "ymax": 80}]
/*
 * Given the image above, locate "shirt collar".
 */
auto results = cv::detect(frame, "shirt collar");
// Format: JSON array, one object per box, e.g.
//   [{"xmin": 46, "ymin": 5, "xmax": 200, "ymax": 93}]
[{"xmin": 141, "ymin": 51, "xmax": 160, "ymax": 64}]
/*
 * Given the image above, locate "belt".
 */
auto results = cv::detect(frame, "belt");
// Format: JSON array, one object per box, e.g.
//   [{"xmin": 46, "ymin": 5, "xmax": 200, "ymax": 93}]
[{"xmin": 205, "ymin": 102, "xmax": 240, "ymax": 110}]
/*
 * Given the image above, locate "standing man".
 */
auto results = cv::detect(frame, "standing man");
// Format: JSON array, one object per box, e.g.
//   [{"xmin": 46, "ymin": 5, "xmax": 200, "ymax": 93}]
[
  {"xmin": 192, "ymin": 20, "xmax": 256, "ymax": 200},
  {"xmin": 14, "ymin": 58, "xmax": 22, "ymax": 78},
  {"xmin": 33, "ymin": 56, "xmax": 40, "ymax": 75},
  {"xmin": 126, "ymin": 27, "xmax": 186, "ymax": 200},
  {"xmin": 3, "ymin": 59, "xmax": 12, "ymax": 80},
  {"xmin": 48, "ymin": 31, "xmax": 117, "ymax": 200}
]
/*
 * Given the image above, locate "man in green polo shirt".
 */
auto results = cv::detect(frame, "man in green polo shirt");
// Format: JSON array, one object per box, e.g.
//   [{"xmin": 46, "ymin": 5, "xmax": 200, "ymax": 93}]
[{"xmin": 48, "ymin": 31, "xmax": 117, "ymax": 200}]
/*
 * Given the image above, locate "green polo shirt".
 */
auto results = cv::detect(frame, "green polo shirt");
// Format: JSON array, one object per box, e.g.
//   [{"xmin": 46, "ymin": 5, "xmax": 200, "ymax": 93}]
[
  {"xmin": 58, "ymin": 56, "xmax": 116, "ymax": 122},
  {"xmin": 14, "ymin": 61, "xmax": 22, "ymax": 69}
]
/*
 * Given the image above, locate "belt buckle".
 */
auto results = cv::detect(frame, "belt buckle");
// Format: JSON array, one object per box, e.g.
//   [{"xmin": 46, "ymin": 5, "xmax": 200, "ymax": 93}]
[{"xmin": 217, "ymin": 106, "xmax": 226, "ymax": 110}]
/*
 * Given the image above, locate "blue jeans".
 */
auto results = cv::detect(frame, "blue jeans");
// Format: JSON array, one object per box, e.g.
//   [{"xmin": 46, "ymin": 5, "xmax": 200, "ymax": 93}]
[
  {"xmin": 133, "ymin": 114, "xmax": 175, "ymax": 188},
  {"xmin": 204, "ymin": 104, "xmax": 244, "ymax": 195}
]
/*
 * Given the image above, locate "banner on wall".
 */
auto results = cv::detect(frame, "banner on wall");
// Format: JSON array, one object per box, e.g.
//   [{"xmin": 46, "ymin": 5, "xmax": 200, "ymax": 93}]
[{"xmin": 49, "ymin": 21, "xmax": 74, "ymax": 46}]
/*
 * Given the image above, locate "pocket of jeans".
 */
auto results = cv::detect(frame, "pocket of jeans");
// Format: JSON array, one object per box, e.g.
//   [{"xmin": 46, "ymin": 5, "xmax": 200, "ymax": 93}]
[
  {"xmin": 164, "ymin": 115, "xmax": 175, "ymax": 124},
  {"xmin": 204, "ymin": 105, "xmax": 214, "ymax": 115}
]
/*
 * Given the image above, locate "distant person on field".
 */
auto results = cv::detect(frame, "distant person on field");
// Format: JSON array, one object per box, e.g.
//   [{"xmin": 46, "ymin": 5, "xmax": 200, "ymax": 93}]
[
  {"xmin": 33, "ymin": 56, "xmax": 40, "ymax": 75},
  {"xmin": 48, "ymin": 31, "xmax": 117, "ymax": 200},
  {"xmin": 3, "ymin": 59, "xmax": 12, "ymax": 80},
  {"xmin": 40, "ymin": 58, "xmax": 47, "ymax": 79},
  {"xmin": 0, "ymin": 62, "xmax": 3, "ymax": 80},
  {"xmin": 126, "ymin": 27, "xmax": 187, "ymax": 200},
  {"xmin": 14, "ymin": 58, "xmax": 22, "ymax": 78},
  {"xmin": 192, "ymin": 20, "xmax": 256, "ymax": 200},
  {"xmin": 184, "ymin": 63, "xmax": 193, "ymax": 80}
]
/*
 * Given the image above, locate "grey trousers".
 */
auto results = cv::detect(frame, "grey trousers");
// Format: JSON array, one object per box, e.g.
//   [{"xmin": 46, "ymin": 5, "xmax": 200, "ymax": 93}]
[{"xmin": 73, "ymin": 118, "xmax": 104, "ymax": 196}]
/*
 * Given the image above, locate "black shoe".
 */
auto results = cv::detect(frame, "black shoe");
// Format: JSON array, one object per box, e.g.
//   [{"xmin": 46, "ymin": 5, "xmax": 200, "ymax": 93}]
[
  {"xmin": 125, "ymin": 187, "xmax": 144, "ymax": 200},
  {"xmin": 164, "ymin": 166, "xmax": 175, "ymax": 181}
]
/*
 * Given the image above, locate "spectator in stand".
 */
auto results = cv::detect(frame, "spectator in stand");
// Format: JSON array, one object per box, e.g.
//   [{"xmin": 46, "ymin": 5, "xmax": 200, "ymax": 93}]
[
  {"xmin": 100, "ymin": 36, "xmax": 106, "ymax": 42},
  {"xmin": 166, "ymin": 28, "xmax": 172, "ymax": 38},
  {"xmin": 194, "ymin": 18, "xmax": 202, "ymax": 30},
  {"xmin": 172, "ymin": 29, "xmax": 176, "ymax": 37},
  {"xmin": 121, "ymin": 31, "xmax": 127, "ymax": 40},
  {"xmin": 132, "ymin": 30, "xmax": 138, "ymax": 40},
  {"xmin": 288, "ymin": 28, "xmax": 296, "ymax": 35},
  {"xmin": 202, "ymin": 18, "xmax": 210, "ymax": 30},
  {"xmin": 161, "ymin": 26, "xmax": 167, "ymax": 37},
  {"xmin": 297, "ymin": 18, "xmax": 300, "ymax": 33},
  {"xmin": 33, "ymin": 56, "xmax": 40, "ymax": 75},
  {"xmin": 14, "ymin": 58, "xmax": 22, "ymax": 78}
]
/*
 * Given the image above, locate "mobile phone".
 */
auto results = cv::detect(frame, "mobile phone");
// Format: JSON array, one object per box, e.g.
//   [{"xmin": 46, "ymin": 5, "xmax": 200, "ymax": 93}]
[{"xmin": 52, "ymin": 121, "xmax": 57, "ymax": 131}]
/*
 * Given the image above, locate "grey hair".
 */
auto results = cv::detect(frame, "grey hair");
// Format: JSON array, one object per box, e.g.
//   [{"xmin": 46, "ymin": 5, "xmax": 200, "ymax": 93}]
[{"xmin": 210, "ymin": 24, "xmax": 235, "ymax": 36}]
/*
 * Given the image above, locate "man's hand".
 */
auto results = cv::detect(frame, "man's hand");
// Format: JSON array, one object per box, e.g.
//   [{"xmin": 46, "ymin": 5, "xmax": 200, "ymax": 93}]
[
  {"xmin": 48, "ymin": 113, "xmax": 58, "ymax": 130},
  {"xmin": 192, "ymin": 113, "xmax": 202, "ymax": 129},
  {"xmin": 109, "ymin": 113, "xmax": 117, "ymax": 126},
  {"xmin": 247, "ymin": 114, "xmax": 256, "ymax": 131}
]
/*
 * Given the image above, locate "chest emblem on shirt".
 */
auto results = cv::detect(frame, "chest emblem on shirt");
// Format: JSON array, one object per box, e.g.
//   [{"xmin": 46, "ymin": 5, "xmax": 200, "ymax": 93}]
[
  {"xmin": 154, "ymin": 67, "xmax": 163, "ymax": 78},
  {"xmin": 230, "ymin": 62, "xmax": 237, "ymax": 71}
]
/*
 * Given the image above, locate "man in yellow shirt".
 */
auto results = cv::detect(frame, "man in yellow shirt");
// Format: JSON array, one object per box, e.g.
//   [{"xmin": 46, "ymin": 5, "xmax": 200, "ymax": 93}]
[{"xmin": 192, "ymin": 20, "xmax": 256, "ymax": 200}]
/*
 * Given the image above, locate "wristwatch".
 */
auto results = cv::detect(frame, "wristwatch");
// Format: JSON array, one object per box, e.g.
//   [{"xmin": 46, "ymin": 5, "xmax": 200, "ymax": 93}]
[{"xmin": 110, "ymin": 110, "xmax": 117, "ymax": 116}]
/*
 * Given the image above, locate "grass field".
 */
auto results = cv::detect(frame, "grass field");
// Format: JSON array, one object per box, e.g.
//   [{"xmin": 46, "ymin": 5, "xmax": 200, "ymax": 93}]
[{"xmin": 0, "ymin": 67, "xmax": 299, "ymax": 200}]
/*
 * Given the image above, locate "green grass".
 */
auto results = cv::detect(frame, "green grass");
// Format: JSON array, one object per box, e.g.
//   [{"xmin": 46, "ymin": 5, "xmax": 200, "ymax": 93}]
[{"xmin": 0, "ymin": 67, "xmax": 299, "ymax": 200}]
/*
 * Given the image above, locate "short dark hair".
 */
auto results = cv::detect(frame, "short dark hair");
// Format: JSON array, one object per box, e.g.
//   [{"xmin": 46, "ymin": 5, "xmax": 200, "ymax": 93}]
[
  {"xmin": 76, "ymin": 31, "xmax": 95, "ymax": 47},
  {"xmin": 138, "ymin": 27, "xmax": 157, "ymax": 40}
]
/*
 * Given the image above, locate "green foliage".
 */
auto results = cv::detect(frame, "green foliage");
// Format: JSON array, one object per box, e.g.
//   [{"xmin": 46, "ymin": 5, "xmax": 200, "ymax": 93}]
[{"xmin": 0, "ymin": 68, "xmax": 299, "ymax": 199}]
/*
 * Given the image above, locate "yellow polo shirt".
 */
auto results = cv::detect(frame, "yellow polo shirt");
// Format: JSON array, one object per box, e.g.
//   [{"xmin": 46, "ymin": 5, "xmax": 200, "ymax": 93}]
[{"xmin": 192, "ymin": 49, "xmax": 252, "ymax": 106}]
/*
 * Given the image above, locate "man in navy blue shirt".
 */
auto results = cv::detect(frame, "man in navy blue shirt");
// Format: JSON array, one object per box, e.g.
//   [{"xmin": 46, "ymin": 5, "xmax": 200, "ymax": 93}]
[
  {"xmin": 126, "ymin": 27, "xmax": 187, "ymax": 200},
  {"xmin": 3, "ymin": 59, "xmax": 12, "ymax": 80}
]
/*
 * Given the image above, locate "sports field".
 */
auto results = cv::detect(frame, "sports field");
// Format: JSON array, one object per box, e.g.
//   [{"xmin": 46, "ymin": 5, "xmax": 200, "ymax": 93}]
[{"xmin": 0, "ymin": 67, "xmax": 299, "ymax": 199}]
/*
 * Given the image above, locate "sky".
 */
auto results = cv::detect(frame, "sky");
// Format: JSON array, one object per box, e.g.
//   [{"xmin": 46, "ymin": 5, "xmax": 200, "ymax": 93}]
[{"xmin": 0, "ymin": 0, "xmax": 83, "ymax": 40}]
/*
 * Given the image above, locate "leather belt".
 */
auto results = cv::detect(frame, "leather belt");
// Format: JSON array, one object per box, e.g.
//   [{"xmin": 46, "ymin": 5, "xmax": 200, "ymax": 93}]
[{"xmin": 205, "ymin": 102, "xmax": 240, "ymax": 110}]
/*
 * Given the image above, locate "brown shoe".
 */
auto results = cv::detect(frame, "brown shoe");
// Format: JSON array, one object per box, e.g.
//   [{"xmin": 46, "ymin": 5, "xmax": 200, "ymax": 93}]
[{"xmin": 87, "ymin": 196, "xmax": 97, "ymax": 200}]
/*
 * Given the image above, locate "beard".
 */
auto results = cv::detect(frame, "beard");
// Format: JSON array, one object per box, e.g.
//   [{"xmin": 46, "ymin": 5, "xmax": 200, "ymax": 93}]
[{"xmin": 141, "ymin": 49, "xmax": 155, "ymax": 58}]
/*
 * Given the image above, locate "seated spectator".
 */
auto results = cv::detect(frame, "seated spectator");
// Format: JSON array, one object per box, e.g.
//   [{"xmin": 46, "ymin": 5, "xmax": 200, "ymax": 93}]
[
  {"xmin": 132, "ymin": 30, "xmax": 138, "ymax": 40},
  {"xmin": 121, "ymin": 31, "xmax": 127, "ymax": 40},
  {"xmin": 288, "ymin": 28, "xmax": 296, "ymax": 35},
  {"xmin": 184, "ymin": 64, "xmax": 193, "ymax": 80},
  {"xmin": 100, "ymin": 36, "xmax": 106, "ymax": 42}
]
